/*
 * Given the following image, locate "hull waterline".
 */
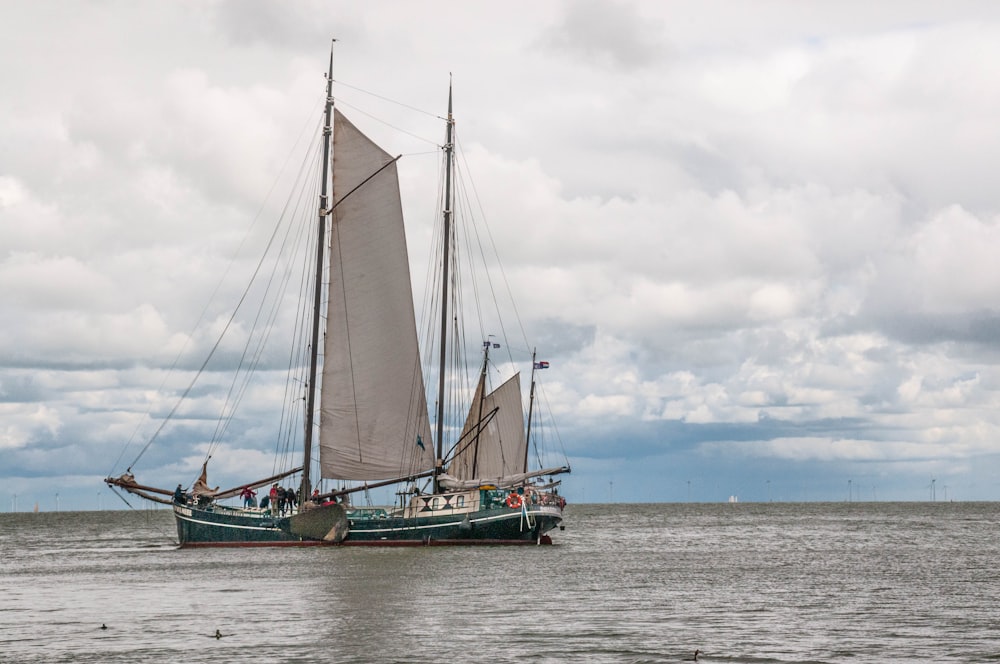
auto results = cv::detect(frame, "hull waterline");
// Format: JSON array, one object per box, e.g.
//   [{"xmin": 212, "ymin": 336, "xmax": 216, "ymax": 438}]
[{"xmin": 173, "ymin": 501, "xmax": 563, "ymax": 548}]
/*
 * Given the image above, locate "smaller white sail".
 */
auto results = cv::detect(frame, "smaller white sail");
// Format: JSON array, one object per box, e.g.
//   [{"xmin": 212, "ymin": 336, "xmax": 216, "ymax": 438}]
[{"xmin": 449, "ymin": 373, "xmax": 527, "ymax": 482}]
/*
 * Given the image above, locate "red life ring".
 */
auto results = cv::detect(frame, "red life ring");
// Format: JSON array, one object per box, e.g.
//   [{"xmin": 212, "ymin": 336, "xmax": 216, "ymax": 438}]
[{"xmin": 505, "ymin": 492, "xmax": 523, "ymax": 509}]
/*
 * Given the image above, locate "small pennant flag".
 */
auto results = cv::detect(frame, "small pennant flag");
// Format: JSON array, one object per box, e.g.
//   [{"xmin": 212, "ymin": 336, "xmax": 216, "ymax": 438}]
[
  {"xmin": 534, "ymin": 361, "xmax": 550, "ymax": 369},
  {"xmin": 416, "ymin": 435, "xmax": 425, "ymax": 450}
]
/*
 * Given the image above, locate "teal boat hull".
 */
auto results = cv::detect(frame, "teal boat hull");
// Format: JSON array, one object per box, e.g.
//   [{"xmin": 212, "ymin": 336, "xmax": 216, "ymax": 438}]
[{"xmin": 172, "ymin": 500, "xmax": 564, "ymax": 547}]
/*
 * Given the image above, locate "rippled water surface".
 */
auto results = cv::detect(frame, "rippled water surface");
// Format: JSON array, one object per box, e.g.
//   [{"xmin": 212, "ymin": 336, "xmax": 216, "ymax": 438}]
[{"xmin": 2, "ymin": 502, "xmax": 999, "ymax": 663}]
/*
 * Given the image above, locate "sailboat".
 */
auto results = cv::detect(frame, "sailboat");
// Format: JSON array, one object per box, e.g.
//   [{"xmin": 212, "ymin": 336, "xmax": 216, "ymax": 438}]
[{"xmin": 105, "ymin": 47, "xmax": 570, "ymax": 546}]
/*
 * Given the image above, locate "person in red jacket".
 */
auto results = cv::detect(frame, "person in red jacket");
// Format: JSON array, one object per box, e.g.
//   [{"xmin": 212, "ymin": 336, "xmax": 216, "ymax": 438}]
[
  {"xmin": 269, "ymin": 484, "xmax": 279, "ymax": 516},
  {"xmin": 239, "ymin": 486, "xmax": 256, "ymax": 509}
]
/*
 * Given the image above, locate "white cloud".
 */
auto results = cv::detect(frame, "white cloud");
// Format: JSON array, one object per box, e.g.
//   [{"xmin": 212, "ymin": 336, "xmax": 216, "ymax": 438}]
[
  {"xmin": 0, "ymin": 403, "xmax": 61, "ymax": 450},
  {"xmin": 4, "ymin": 1, "xmax": 1000, "ymax": 506}
]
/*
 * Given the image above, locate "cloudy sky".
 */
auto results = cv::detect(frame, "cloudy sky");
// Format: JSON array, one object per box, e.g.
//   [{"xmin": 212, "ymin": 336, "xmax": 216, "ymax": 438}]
[{"xmin": 4, "ymin": 1, "xmax": 1000, "ymax": 510}]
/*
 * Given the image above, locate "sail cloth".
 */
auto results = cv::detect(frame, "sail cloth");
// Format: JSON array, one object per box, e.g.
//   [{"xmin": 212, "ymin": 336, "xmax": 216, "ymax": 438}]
[
  {"xmin": 319, "ymin": 111, "xmax": 434, "ymax": 480},
  {"xmin": 191, "ymin": 462, "xmax": 219, "ymax": 497},
  {"xmin": 449, "ymin": 373, "xmax": 528, "ymax": 481}
]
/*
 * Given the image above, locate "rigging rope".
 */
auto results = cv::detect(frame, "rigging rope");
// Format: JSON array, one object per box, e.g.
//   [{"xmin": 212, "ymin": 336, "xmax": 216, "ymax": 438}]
[
  {"xmin": 121, "ymin": 108, "xmax": 326, "ymax": 475},
  {"xmin": 205, "ymin": 133, "xmax": 323, "ymax": 466}
]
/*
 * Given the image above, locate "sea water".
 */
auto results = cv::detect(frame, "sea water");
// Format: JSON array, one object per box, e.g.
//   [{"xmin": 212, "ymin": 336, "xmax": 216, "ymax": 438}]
[{"xmin": 1, "ymin": 502, "xmax": 998, "ymax": 663}]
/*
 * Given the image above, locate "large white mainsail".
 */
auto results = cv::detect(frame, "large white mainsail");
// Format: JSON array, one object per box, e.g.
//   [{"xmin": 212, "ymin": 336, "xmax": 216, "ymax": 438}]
[
  {"xmin": 318, "ymin": 110, "xmax": 434, "ymax": 480},
  {"xmin": 449, "ymin": 373, "xmax": 528, "ymax": 483}
]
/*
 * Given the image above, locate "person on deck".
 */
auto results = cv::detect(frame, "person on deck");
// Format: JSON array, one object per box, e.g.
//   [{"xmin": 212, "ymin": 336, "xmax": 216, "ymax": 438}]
[
  {"xmin": 276, "ymin": 486, "xmax": 287, "ymax": 516},
  {"xmin": 173, "ymin": 484, "xmax": 186, "ymax": 505},
  {"xmin": 285, "ymin": 487, "xmax": 297, "ymax": 514},
  {"xmin": 269, "ymin": 484, "xmax": 279, "ymax": 516},
  {"xmin": 239, "ymin": 486, "xmax": 256, "ymax": 509}
]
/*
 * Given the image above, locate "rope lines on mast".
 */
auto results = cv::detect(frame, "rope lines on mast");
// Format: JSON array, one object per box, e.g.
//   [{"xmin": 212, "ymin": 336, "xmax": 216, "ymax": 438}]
[
  {"xmin": 113, "ymin": 102, "xmax": 326, "ymax": 478},
  {"xmin": 197, "ymin": 118, "xmax": 325, "ymax": 472}
]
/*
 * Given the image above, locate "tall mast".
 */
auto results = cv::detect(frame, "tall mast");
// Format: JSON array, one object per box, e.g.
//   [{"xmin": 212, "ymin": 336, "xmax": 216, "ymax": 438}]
[
  {"xmin": 302, "ymin": 41, "xmax": 335, "ymax": 502},
  {"xmin": 471, "ymin": 341, "xmax": 491, "ymax": 477},
  {"xmin": 524, "ymin": 348, "xmax": 538, "ymax": 473},
  {"xmin": 434, "ymin": 79, "xmax": 455, "ymax": 493}
]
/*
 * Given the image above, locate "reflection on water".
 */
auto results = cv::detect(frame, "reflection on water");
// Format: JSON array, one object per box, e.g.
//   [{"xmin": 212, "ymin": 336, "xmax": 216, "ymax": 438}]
[{"xmin": 2, "ymin": 503, "xmax": 999, "ymax": 663}]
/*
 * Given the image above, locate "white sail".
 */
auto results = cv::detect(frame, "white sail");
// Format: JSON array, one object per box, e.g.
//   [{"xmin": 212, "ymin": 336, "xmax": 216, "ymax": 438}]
[
  {"xmin": 318, "ymin": 110, "xmax": 433, "ymax": 480},
  {"xmin": 449, "ymin": 373, "xmax": 527, "ymax": 481},
  {"xmin": 449, "ymin": 375, "xmax": 486, "ymax": 480}
]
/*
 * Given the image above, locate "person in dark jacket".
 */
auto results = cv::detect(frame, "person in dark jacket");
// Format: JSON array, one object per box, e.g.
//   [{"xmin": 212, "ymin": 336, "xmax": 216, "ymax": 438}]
[{"xmin": 276, "ymin": 486, "xmax": 287, "ymax": 515}]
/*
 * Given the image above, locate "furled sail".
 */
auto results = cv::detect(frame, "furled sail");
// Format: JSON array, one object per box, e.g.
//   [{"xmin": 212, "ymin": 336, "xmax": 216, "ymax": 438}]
[
  {"xmin": 449, "ymin": 373, "xmax": 528, "ymax": 482},
  {"xmin": 191, "ymin": 461, "xmax": 218, "ymax": 498},
  {"xmin": 319, "ymin": 110, "xmax": 433, "ymax": 480},
  {"xmin": 437, "ymin": 466, "xmax": 570, "ymax": 491}
]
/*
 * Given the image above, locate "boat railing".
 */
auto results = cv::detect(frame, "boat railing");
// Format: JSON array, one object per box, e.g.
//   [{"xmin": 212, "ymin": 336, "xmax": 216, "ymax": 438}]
[
  {"xmin": 195, "ymin": 501, "xmax": 303, "ymax": 518},
  {"xmin": 481, "ymin": 487, "xmax": 565, "ymax": 510},
  {"xmin": 346, "ymin": 507, "xmax": 389, "ymax": 519}
]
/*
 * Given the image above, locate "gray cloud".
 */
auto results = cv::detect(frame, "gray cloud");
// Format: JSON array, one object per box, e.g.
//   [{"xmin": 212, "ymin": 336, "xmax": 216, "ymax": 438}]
[
  {"xmin": 540, "ymin": 0, "xmax": 669, "ymax": 70},
  {"xmin": 4, "ymin": 1, "xmax": 1000, "ymax": 508}
]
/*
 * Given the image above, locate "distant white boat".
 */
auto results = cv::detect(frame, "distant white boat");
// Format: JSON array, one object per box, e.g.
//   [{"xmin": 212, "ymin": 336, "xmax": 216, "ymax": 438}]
[{"xmin": 728, "ymin": 495, "xmax": 739, "ymax": 503}]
